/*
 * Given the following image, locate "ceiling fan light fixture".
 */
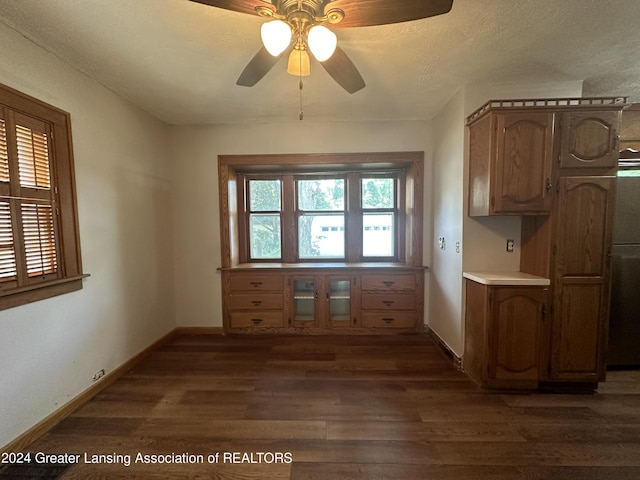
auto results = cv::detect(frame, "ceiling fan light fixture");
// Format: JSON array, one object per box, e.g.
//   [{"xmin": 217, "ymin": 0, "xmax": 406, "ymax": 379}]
[
  {"xmin": 287, "ymin": 48, "xmax": 310, "ymax": 76},
  {"xmin": 261, "ymin": 20, "xmax": 292, "ymax": 56},
  {"xmin": 307, "ymin": 25, "xmax": 337, "ymax": 62}
]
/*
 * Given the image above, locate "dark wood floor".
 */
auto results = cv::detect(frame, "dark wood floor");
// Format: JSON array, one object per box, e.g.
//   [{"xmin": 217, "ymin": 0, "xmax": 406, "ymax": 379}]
[{"xmin": 26, "ymin": 334, "xmax": 640, "ymax": 479}]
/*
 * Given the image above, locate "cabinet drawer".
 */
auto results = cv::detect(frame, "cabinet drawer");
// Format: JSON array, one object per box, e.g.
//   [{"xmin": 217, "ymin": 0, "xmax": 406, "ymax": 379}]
[
  {"xmin": 230, "ymin": 311, "xmax": 284, "ymax": 328},
  {"xmin": 229, "ymin": 274, "xmax": 284, "ymax": 292},
  {"xmin": 362, "ymin": 311, "xmax": 417, "ymax": 328},
  {"xmin": 228, "ymin": 293, "xmax": 283, "ymax": 310},
  {"xmin": 361, "ymin": 274, "xmax": 415, "ymax": 292},
  {"xmin": 361, "ymin": 293, "xmax": 415, "ymax": 310}
]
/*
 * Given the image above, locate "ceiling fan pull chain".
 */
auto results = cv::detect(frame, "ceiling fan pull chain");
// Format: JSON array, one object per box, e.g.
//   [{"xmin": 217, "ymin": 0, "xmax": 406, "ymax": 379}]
[
  {"xmin": 299, "ymin": 50, "xmax": 304, "ymax": 121},
  {"xmin": 299, "ymin": 78, "xmax": 304, "ymax": 121}
]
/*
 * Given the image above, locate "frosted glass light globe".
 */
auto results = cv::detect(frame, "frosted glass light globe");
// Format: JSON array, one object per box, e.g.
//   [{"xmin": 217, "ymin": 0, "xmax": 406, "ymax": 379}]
[
  {"xmin": 307, "ymin": 25, "xmax": 337, "ymax": 62},
  {"xmin": 261, "ymin": 20, "xmax": 292, "ymax": 57}
]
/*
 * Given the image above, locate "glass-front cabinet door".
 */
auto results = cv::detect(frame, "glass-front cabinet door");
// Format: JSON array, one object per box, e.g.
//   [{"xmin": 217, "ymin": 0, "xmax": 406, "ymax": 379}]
[
  {"xmin": 291, "ymin": 277, "xmax": 318, "ymax": 327},
  {"xmin": 326, "ymin": 276, "xmax": 356, "ymax": 328}
]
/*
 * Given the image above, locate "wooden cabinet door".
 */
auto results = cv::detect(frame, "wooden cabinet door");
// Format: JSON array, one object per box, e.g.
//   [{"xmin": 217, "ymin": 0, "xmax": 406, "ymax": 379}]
[
  {"xmin": 289, "ymin": 276, "xmax": 321, "ymax": 328},
  {"xmin": 493, "ymin": 112, "xmax": 555, "ymax": 213},
  {"xmin": 550, "ymin": 176, "xmax": 616, "ymax": 381},
  {"xmin": 325, "ymin": 276, "xmax": 357, "ymax": 329},
  {"xmin": 488, "ymin": 287, "xmax": 546, "ymax": 382},
  {"xmin": 560, "ymin": 111, "xmax": 619, "ymax": 169}
]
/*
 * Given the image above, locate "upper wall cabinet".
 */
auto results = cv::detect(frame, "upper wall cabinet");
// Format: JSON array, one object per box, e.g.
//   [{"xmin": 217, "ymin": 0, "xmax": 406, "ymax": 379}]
[
  {"xmin": 560, "ymin": 110, "xmax": 620, "ymax": 169},
  {"xmin": 467, "ymin": 98, "xmax": 627, "ymax": 217},
  {"xmin": 468, "ymin": 110, "xmax": 554, "ymax": 216}
]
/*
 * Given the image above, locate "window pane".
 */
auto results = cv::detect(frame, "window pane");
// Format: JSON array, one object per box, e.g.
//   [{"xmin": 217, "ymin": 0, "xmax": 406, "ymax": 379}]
[
  {"xmin": 249, "ymin": 179, "xmax": 281, "ymax": 211},
  {"xmin": 298, "ymin": 179, "xmax": 344, "ymax": 211},
  {"xmin": 249, "ymin": 213, "xmax": 281, "ymax": 259},
  {"xmin": 362, "ymin": 177, "xmax": 394, "ymax": 209},
  {"xmin": 363, "ymin": 213, "xmax": 394, "ymax": 257},
  {"xmin": 298, "ymin": 214, "xmax": 344, "ymax": 259}
]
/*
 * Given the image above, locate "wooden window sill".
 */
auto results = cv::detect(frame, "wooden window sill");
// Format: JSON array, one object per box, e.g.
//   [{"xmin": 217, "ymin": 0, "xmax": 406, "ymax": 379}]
[{"xmin": 0, "ymin": 274, "xmax": 89, "ymax": 311}]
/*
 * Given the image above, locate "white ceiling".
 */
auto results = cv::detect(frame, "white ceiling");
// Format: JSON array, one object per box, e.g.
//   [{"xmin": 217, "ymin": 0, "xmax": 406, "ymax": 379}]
[{"xmin": 0, "ymin": 0, "xmax": 639, "ymax": 125}]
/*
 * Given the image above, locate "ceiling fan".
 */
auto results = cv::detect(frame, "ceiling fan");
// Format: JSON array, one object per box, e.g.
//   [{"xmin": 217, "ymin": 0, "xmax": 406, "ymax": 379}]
[{"xmin": 189, "ymin": 0, "xmax": 454, "ymax": 94}]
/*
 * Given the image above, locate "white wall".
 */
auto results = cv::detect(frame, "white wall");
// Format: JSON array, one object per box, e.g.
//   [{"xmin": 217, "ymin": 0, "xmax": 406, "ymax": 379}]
[
  {"xmin": 429, "ymin": 89, "xmax": 466, "ymax": 354},
  {"xmin": 0, "ymin": 23, "xmax": 175, "ymax": 448},
  {"xmin": 169, "ymin": 121, "xmax": 433, "ymax": 327}
]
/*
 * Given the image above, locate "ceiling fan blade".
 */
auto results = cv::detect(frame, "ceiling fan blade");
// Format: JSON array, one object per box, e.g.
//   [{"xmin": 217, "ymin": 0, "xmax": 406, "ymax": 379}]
[
  {"xmin": 188, "ymin": 0, "xmax": 271, "ymax": 16},
  {"xmin": 237, "ymin": 47, "xmax": 282, "ymax": 87},
  {"xmin": 320, "ymin": 46, "xmax": 365, "ymax": 94},
  {"xmin": 328, "ymin": 0, "xmax": 453, "ymax": 28}
]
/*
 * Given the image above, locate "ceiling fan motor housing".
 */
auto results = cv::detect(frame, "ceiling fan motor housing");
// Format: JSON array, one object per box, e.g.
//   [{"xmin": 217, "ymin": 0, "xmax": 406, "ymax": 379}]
[{"xmin": 257, "ymin": 0, "xmax": 345, "ymax": 31}]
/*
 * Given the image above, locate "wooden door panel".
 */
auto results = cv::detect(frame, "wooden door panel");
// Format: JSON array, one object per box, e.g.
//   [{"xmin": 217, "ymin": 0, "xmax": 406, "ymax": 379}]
[
  {"xmin": 555, "ymin": 177, "xmax": 615, "ymax": 276},
  {"xmin": 494, "ymin": 112, "xmax": 554, "ymax": 213},
  {"xmin": 561, "ymin": 111, "xmax": 619, "ymax": 169},
  {"xmin": 551, "ymin": 282, "xmax": 603, "ymax": 380},
  {"xmin": 489, "ymin": 288, "xmax": 545, "ymax": 381}
]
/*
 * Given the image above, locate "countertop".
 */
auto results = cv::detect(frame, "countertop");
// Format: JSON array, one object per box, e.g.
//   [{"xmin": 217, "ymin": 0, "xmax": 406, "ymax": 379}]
[{"xmin": 463, "ymin": 271, "xmax": 550, "ymax": 286}]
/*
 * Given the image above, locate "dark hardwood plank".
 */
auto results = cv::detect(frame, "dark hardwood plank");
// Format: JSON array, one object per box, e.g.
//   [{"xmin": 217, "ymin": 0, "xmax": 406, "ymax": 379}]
[
  {"xmin": 11, "ymin": 334, "xmax": 639, "ymax": 480},
  {"xmin": 291, "ymin": 463, "xmax": 524, "ymax": 480}
]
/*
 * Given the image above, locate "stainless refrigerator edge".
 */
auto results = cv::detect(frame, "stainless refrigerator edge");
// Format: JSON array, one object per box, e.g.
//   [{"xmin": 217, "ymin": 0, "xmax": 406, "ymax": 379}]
[{"xmin": 608, "ymin": 169, "xmax": 640, "ymax": 367}]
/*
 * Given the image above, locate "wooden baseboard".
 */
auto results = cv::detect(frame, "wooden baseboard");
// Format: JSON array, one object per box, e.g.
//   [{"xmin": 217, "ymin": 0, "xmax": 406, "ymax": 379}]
[
  {"xmin": 174, "ymin": 326, "xmax": 225, "ymax": 335},
  {"xmin": 426, "ymin": 326, "xmax": 462, "ymax": 370},
  {"xmin": 1, "ymin": 328, "xmax": 179, "ymax": 455}
]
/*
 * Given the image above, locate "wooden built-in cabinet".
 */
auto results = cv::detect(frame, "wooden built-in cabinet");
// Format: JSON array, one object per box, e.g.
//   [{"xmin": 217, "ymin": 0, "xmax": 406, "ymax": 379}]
[
  {"xmin": 217, "ymin": 152, "xmax": 426, "ymax": 336},
  {"xmin": 464, "ymin": 279, "xmax": 548, "ymax": 389},
  {"xmin": 559, "ymin": 110, "xmax": 620, "ymax": 169},
  {"xmin": 468, "ymin": 99, "xmax": 623, "ymax": 216},
  {"xmin": 468, "ymin": 110, "xmax": 555, "ymax": 215},
  {"xmin": 222, "ymin": 266, "xmax": 423, "ymax": 334},
  {"xmin": 227, "ymin": 273, "xmax": 286, "ymax": 329},
  {"xmin": 466, "ymin": 97, "xmax": 627, "ymax": 390},
  {"xmin": 361, "ymin": 274, "xmax": 419, "ymax": 329}
]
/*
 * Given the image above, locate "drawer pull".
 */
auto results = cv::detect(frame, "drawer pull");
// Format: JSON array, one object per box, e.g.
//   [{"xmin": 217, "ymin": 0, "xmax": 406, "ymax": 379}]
[
  {"xmin": 251, "ymin": 318, "xmax": 264, "ymax": 325},
  {"xmin": 383, "ymin": 281, "xmax": 395, "ymax": 287},
  {"xmin": 249, "ymin": 281, "xmax": 263, "ymax": 287},
  {"xmin": 251, "ymin": 300, "xmax": 263, "ymax": 306},
  {"xmin": 383, "ymin": 318, "xmax": 395, "ymax": 324},
  {"xmin": 382, "ymin": 300, "xmax": 395, "ymax": 306}
]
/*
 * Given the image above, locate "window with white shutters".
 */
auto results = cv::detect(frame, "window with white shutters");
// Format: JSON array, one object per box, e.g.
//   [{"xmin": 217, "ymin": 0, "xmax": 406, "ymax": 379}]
[{"xmin": 0, "ymin": 82, "xmax": 84, "ymax": 310}]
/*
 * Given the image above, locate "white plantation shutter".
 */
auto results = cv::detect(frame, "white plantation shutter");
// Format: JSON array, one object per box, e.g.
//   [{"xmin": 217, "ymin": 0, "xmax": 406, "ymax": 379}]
[
  {"xmin": 21, "ymin": 203, "xmax": 57, "ymax": 277},
  {"xmin": 0, "ymin": 201, "xmax": 16, "ymax": 280}
]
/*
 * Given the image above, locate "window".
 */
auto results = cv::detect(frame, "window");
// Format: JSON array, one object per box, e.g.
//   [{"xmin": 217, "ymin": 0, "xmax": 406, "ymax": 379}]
[
  {"xmin": 361, "ymin": 176, "xmax": 397, "ymax": 258},
  {"xmin": 247, "ymin": 178, "xmax": 282, "ymax": 259},
  {"xmin": 297, "ymin": 177, "xmax": 345, "ymax": 260},
  {"xmin": 244, "ymin": 170, "xmax": 401, "ymax": 263},
  {"xmin": 219, "ymin": 152, "xmax": 423, "ymax": 267},
  {"xmin": 0, "ymin": 82, "xmax": 84, "ymax": 310}
]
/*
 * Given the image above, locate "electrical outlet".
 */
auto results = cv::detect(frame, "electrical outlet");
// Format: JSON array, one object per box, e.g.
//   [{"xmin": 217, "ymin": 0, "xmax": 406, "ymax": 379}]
[
  {"xmin": 92, "ymin": 369, "xmax": 105, "ymax": 382},
  {"xmin": 438, "ymin": 236, "xmax": 446, "ymax": 250},
  {"xmin": 506, "ymin": 239, "xmax": 515, "ymax": 252}
]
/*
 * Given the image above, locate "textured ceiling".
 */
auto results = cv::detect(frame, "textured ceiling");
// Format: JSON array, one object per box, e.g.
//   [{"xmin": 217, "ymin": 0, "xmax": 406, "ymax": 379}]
[{"xmin": 0, "ymin": 0, "xmax": 639, "ymax": 125}]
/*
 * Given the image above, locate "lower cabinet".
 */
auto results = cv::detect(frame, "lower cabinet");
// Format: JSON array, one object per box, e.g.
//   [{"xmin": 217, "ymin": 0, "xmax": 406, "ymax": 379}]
[
  {"xmin": 227, "ymin": 273, "xmax": 285, "ymax": 329},
  {"xmin": 464, "ymin": 280, "xmax": 548, "ymax": 389},
  {"xmin": 361, "ymin": 274, "xmax": 418, "ymax": 328},
  {"xmin": 222, "ymin": 267, "xmax": 423, "ymax": 334}
]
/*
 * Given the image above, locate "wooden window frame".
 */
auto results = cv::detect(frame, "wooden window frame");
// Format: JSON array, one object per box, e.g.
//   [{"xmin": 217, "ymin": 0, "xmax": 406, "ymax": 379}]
[
  {"xmin": 0, "ymin": 82, "xmax": 85, "ymax": 310},
  {"xmin": 218, "ymin": 152, "xmax": 424, "ymax": 268}
]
